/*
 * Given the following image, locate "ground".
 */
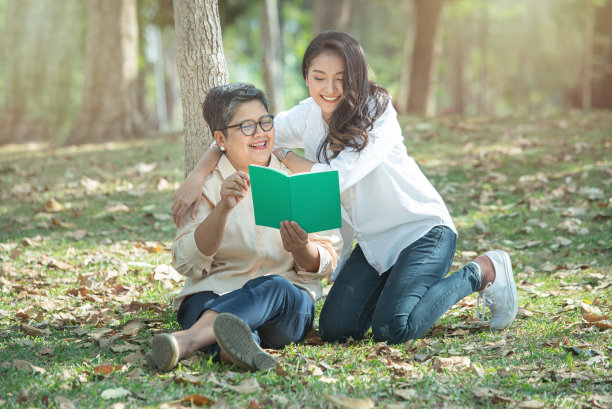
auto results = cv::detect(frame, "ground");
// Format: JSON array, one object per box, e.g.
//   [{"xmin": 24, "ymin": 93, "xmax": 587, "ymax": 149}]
[{"xmin": 0, "ymin": 111, "xmax": 610, "ymax": 408}]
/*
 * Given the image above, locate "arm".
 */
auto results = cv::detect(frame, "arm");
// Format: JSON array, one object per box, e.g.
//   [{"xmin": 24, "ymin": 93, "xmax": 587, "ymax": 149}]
[
  {"xmin": 273, "ymin": 148, "xmax": 315, "ymax": 174},
  {"xmin": 171, "ymin": 171, "xmax": 249, "ymax": 278},
  {"xmin": 193, "ymin": 171, "xmax": 250, "ymax": 255},
  {"xmin": 279, "ymin": 221, "xmax": 320, "ymax": 272},
  {"xmin": 172, "ymin": 144, "xmax": 223, "ymax": 226}
]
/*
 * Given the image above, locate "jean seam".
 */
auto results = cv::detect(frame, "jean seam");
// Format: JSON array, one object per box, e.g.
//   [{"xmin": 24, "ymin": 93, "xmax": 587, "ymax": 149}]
[{"xmin": 387, "ymin": 226, "xmax": 447, "ymax": 340}]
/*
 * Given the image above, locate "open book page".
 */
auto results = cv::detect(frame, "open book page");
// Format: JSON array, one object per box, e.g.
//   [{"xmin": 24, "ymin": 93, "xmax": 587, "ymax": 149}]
[{"xmin": 248, "ymin": 165, "xmax": 341, "ymax": 233}]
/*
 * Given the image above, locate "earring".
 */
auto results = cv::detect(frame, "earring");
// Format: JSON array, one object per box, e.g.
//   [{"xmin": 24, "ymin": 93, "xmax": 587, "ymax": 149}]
[{"xmin": 220, "ymin": 146, "xmax": 226, "ymax": 151}]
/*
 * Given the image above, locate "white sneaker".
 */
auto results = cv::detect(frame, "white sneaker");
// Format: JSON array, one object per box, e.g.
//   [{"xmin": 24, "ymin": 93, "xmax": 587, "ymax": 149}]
[{"xmin": 477, "ymin": 250, "xmax": 519, "ymax": 329}]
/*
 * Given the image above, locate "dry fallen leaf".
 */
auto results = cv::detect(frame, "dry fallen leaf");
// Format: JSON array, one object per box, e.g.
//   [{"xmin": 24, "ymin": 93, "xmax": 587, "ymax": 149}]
[
  {"xmin": 432, "ymin": 356, "xmax": 471, "ymax": 372},
  {"xmin": 518, "ymin": 400, "xmax": 545, "ymax": 409},
  {"xmin": 54, "ymin": 396, "xmax": 77, "ymax": 409},
  {"xmin": 228, "ymin": 378, "xmax": 260, "ymax": 394},
  {"xmin": 180, "ymin": 394, "xmax": 215, "ymax": 407},
  {"xmin": 45, "ymin": 198, "xmax": 65, "ymax": 212},
  {"xmin": 323, "ymin": 394, "xmax": 375, "ymax": 409},
  {"xmin": 93, "ymin": 363, "xmax": 125, "ymax": 377},
  {"xmin": 100, "ymin": 387, "xmax": 131, "ymax": 400}
]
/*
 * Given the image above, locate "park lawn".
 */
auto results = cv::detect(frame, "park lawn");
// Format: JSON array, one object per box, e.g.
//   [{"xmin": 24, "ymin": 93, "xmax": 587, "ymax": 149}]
[{"xmin": 0, "ymin": 111, "xmax": 610, "ymax": 409}]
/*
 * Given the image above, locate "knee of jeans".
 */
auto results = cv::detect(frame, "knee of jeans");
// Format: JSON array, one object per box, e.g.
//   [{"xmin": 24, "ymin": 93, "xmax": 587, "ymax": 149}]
[
  {"xmin": 319, "ymin": 307, "xmax": 361, "ymax": 343},
  {"xmin": 372, "ymin": 316, "xmax": 416, "ymax": 344}
]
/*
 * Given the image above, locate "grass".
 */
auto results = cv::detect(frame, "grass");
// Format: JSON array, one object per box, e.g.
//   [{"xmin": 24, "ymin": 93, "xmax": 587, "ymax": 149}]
[{"xmin": 0, "ymin": 111, "xmax": 610, "ymax": 408}]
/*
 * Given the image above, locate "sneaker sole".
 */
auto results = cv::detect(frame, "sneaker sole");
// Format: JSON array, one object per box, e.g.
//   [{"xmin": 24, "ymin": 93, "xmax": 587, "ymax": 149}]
[
  {"xmin": 213, "ymin": 313, "xmax": 276, "ymax": 371},
  {"xmin": 149, "ymin": 333, "xmax": 180, "ymax": 372},
  {"xmin": 492, "ymin": 250, "xmax": 519, "ymax": 329}
]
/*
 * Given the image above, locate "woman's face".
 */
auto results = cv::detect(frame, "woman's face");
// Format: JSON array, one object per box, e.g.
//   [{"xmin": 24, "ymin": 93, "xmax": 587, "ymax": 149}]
[
  {"xmin": 305, "ymin": 51, "xmax": 345, "ymax": 122},
  {"xmin": 216, "ymin": 100, "xmax": 275, "ymax": 173}
]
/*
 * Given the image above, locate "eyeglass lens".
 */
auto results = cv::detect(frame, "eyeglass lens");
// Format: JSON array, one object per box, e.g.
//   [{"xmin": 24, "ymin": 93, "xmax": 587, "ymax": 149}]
[{"xmin": 241, "ymin": 116, "xmax": 274, "ymax": 136}]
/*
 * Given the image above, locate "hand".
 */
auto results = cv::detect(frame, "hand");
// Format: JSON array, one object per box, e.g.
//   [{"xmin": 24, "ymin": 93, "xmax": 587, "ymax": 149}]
[
  {"xmin": 280, "ymin": 221, "xmax": 309, "ymax": 253},
  {"xmin": 173, "ymin": 172, "xmax": 205, "ymax": 227},
  {"xmin": 219, "ymin": 171, "xmax": 250, "ymax": 211}
]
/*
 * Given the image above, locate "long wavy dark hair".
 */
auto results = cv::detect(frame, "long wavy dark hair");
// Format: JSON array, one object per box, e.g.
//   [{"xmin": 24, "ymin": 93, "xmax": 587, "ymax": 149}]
[{"xmin": 302, "ymin": 31, "xmax": 390, "ymax": 163}]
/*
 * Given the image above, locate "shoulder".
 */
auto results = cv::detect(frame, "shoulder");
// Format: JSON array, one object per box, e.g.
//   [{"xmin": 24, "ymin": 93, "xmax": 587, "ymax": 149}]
[{"xmin": 277, "ymin": 98, "xmax": 318, "ymax": 120}]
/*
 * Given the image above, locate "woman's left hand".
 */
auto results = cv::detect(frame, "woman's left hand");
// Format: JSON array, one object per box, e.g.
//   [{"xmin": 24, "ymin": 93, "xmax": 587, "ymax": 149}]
[{"xmin": 280, "ymin": 221, "xmax": 309, "ymax": 252}]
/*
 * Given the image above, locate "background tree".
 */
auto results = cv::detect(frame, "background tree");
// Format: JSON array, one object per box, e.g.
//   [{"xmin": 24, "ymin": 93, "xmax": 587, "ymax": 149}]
[
  {"xmin": 312, "ymin": 0, "xmax": 352, "ymax": 34},
  {"xmin": 402, "ymin": 0, "xmax": 444, "ymax": 116},
  {"xmin": 67, "ymin": 0, "xmax": 144, "ymax": 145},
  {"xmin": 261, "ymin": 0, "xmax": 284, "ymax": 114},
  {"xmin": 592, "ymin": 0, "xmax": 612, "ymax": 109},
  {"xmin": 173, "ymin": 0, "xmax": 229, "ymax": 176}
]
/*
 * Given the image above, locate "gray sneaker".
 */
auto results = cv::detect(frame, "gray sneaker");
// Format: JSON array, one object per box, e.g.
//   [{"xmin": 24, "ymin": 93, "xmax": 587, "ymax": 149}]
[
  {"xmin": 147, "ymin": 333, "xmax": 180, "ymax": 372},
  {"xmin": 213, "ymin": 313, "xmax": 276, "ymax": 371},
  {"xmin": 477, "ymin": 250, "xmax": 519, "ymax": 329}
]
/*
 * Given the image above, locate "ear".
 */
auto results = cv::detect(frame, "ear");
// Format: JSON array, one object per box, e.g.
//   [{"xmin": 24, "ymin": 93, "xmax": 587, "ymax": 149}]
[{"xmin": 213, "ymin": 130, "xmax": 226, "ymax": 151}]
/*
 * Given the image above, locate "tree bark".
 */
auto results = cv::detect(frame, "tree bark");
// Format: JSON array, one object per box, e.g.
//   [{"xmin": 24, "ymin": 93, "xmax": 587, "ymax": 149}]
[
  {"xmin": 406, "ymin": 0, "xmax": 444, "ymax": 116},
  {"xmin": 66, "ymin": 0, "xmax": 144, "ymax": 145},
  {"xmin": 261, "ymin": 0, "xmax": 285, "ymax": 115},
  {"xmin": 592, "ymin": 0, "xmax": 612, "ymax": 109},
  {"xmin": 173, "ymin": 0, "xmax": 229, "ymax": 176},
  {"xmin": 312, "ymin": 0, "xmax": 351, "ymax": 35}
]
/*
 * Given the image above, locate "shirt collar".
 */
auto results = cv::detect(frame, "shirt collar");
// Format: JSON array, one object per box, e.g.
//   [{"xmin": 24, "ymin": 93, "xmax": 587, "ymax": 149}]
[{"xmin": 217, "ymin": 153, "xmax": 282, "ymax": 179}]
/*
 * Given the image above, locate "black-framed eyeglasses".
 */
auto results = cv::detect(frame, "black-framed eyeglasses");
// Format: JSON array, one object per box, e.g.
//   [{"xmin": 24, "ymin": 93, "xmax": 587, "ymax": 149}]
[{"xmin": 219, "ymin": 115, "xmax": 274, "ymax": 136}]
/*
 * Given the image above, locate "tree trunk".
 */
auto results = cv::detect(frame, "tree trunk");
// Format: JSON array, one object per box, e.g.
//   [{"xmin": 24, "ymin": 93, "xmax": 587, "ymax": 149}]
[
  {"xmin": 312, "ymin": 0, "xmax": 351, "ymax": 35},
  {"xmin": 173, "ymin": 0, "xmax": 229, "ymax": 176},
  {"xmin": 450, "ymin": 15, "xmax": 465, "ymax": 116},
  {"xmin": 261, "ymin": 0, "xmax": 284, "ymax": 115},
  {"xmin": 406, "ymin": 0, "xmax": 444, "ymax": 116},
  {"xmin": 66, "ymin": 0, "xmax": 144, "ymax": 145},
  {"xmin": 0, "ymin": 1, "xmax": 47, "ymax": 144},
  {"xmin": 592, "ymin": 0, "xmax": 612, "ymax": 109},
  {"xmin": 581, "ymin": 1, "xmax": 595, "ymax": 110}
]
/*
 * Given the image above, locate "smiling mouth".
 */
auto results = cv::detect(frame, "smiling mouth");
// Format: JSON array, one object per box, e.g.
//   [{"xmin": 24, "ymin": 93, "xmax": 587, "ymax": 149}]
[
  {"xmin": 321, "ymin": 95, "xmax": 340, "ymax": 102},
  {"xmin": 249, "ymin": 141, "xmax": 267, "ymax": 149}
]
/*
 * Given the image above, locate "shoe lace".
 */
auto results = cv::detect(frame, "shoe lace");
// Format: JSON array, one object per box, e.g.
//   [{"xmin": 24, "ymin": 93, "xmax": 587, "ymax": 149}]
[{"xmin": 477, "ymin": 293, "xmax": 486, "ymax": 321}]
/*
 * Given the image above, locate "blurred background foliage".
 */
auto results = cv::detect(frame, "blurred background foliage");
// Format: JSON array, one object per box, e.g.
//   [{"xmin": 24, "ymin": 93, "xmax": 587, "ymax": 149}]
[{"xmin": 0, "ymin": 0, "xmax": 610, "ymax": 146}]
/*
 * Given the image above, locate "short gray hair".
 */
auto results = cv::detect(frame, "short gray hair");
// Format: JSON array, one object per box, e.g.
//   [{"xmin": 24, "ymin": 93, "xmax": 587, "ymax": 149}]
[{"xmin": 202, "ymin": 83, "xmax": 269, "ymax": 136}]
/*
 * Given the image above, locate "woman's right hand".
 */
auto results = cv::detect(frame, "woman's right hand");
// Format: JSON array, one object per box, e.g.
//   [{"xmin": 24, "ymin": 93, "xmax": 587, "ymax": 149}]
[
  {"xmin": 218, "ymin": 171, "xmax": 250, "ymax": 211},
  {"xmin": 173, "ymin": 171, "xmax": 206, "ymax": 226}
]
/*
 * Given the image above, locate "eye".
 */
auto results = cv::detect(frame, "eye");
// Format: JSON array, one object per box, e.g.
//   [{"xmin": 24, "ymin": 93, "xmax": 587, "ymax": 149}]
[
  {"xmin": 241, "ymin": 122, "xmax": 256, "ymax": 133},
  {"xmin": 314, "ymin": 77, "xmax": 324, "ymax": 81}
]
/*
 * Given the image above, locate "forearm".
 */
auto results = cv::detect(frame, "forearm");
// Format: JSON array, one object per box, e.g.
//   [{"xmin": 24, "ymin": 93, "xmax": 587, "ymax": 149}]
[
  {"xmin": 275, "ymin": 148, "xmax": 315, "ymax": 173},
  {"xmin": 291, "ymin": 242, "xmax": 320, "ymax": 272},
  {"xmin": 193, "ymin": 204, "xmax": 231, "ymax": 256},
  {"xmin": 189, "ymin": 144, "xmax": 223, "ymax": 180}
]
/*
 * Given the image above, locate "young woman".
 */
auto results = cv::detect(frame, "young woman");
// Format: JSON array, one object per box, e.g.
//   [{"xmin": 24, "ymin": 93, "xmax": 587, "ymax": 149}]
[
  {"xmin": 148, "ymin": 83, "xmax": 341, "ymax": 372},
  {"xmin": 173, "ymin": 31, "xmax": 518, "ymax": 344}
]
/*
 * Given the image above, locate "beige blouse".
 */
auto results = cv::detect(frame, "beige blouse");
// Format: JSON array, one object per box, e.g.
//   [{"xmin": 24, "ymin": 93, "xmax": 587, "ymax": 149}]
[{"xmin": 171, "ymin": 154, "xmax": 343, "ymax": 311}]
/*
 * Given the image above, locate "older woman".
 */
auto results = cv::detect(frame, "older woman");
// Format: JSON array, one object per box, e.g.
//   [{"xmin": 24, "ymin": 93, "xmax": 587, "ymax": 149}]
[{"xmin": 147, "ymin": 83, "xmax": 341, "ymax": 372}]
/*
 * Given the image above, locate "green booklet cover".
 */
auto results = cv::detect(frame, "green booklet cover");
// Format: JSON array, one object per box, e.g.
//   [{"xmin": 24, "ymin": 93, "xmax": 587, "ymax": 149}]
[{"xmin": 248, "ymin": 165, "xmax": 342, "ymax": 233}]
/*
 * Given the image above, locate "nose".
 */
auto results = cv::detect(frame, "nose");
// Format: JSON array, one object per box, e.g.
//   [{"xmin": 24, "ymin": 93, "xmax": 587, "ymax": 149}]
[{"xmin": 326, "ymin": 79, "xmax": 336, "ymax": 93}]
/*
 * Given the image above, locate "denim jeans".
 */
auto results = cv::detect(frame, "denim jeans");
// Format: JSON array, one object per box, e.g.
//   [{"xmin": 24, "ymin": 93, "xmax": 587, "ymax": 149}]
[
  {"xmin": 177, "ymin": 275, "xmax": 315, "ymax": 358},
  {"xmin": 319, "ymin": 225, "xmax": 481, "ymax": 344}
]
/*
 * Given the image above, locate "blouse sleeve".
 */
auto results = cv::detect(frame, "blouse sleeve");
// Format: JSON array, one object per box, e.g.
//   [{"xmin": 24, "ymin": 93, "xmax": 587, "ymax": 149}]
[
  {"xmin": 171, "ymin": 180, "xmax": 219, "ymax": 278},
  {"xmin": 310, "ymin": 102, "xmax": 403, "ymax": 193},
  {"xmin": 273, "ymin": 102, "xmax": 307, "ymax": 150}
]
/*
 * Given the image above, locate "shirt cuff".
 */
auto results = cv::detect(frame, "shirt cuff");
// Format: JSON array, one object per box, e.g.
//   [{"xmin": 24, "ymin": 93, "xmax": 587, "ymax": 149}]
[
  {"xmin": 295, "ymin": 243, "xmax": 333, "ymax": 276},
  {"xmin": 180, "ymin": 231, "xmax": 214, "ymax": 278}
]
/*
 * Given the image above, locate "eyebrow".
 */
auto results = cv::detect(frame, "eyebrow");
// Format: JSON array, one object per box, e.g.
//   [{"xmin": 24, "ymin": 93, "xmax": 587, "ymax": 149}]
[{"xmin": 312, "ymin": 69, "xmax": 344, "ymax": 75}]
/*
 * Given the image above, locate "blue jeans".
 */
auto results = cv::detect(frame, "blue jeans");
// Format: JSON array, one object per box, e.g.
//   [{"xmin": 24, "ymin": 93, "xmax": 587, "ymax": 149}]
[
  {"xmin": 319, "ymin": 225, "xmax": 481, "ymax": 343},
  {"xmin": 177, "ymin": 275, "xmax": 315, "ymax": 357}
]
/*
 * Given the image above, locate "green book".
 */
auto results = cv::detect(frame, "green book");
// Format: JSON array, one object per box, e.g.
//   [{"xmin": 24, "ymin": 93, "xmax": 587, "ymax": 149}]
[{"xmin": 248, "ymin": 165, "xmax": 342, "ymax": 233}]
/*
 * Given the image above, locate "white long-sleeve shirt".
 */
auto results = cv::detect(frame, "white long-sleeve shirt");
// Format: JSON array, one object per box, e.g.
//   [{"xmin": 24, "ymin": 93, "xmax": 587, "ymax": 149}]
[{"xmin": 274, "ymin": 97, "xmax": 456, "ymax": 275}]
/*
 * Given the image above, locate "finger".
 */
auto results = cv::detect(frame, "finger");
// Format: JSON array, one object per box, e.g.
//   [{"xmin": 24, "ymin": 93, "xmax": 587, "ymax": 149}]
[
  {"xmin": 290, "ymin": 221, "xmax": 308, "ymax": 237},
  {"xmin": 191, "ymin": 196, "xmax": 202, "ymax": 219},
  {"xmin": 285, "ymin": 222, "xmax": 301, "ymax": 242},
  {"xmin": 236, "ymin": 170, "xmax": 251, "ymax": 186}
]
